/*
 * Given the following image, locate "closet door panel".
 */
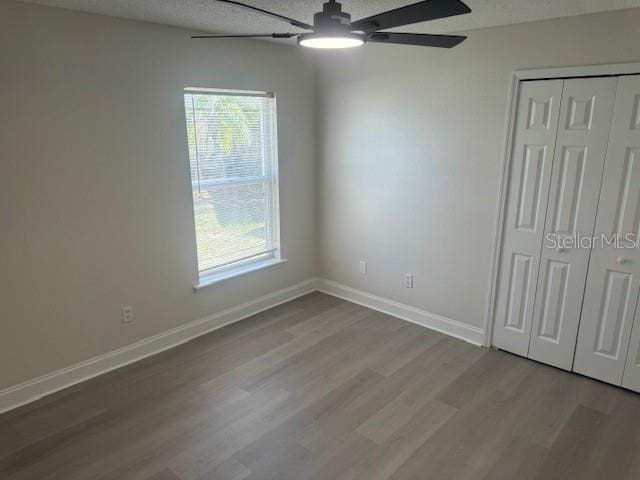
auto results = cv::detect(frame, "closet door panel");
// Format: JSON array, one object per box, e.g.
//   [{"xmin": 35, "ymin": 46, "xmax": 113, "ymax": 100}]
[
  {"xmin": 623, "ymin": 300, "xmax": 640, "ymax": 393},
  {"xmin": 575, "ymin": 75, "xmax": 640, "ymax": 385},
  {"xmin": 493, "ymin": 80, "xmax": 563, "ymax": 356},
  {"xmin": 575, "ymin": 267, "xmax": 640, "ymax": 385},
  {"xmin": 528, "ymin": 77, "xmax": 617, "ymax": 370}
]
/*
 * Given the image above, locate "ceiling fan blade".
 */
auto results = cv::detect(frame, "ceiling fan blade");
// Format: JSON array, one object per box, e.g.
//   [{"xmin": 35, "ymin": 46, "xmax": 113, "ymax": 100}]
[
  {"xmin": 367, "ymin": 32, "xmax": 466, "ymax": 48},
  {"xmin": 352, "ymin": 0, "xmax": 471, "ymax": 32},
  {"xmin": 192, "ymin": 33, "xmax": 298, "ymax": 39},
  {"xmin": 213, "ymin": 0, "xmax": 312, "ymax": 30}
]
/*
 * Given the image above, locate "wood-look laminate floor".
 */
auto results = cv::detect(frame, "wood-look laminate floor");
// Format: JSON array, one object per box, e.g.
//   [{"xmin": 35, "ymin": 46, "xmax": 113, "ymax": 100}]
[{"xmin": 2, "ymin": 292, "xmax": 640, "ymax": 480}]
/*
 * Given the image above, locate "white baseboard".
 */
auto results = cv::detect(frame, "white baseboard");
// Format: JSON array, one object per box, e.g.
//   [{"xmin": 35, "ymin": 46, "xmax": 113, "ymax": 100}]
[
  {"xmin": 0, "ymin": 277, "xmax": 484, "ymax": 414},
  {"xmin": 316, "ymin": 278, "xmax": 485, "ymax": 346},
  {"xmin": 0, "ymin": 279, "xmax": 318, "ymax": 414}
]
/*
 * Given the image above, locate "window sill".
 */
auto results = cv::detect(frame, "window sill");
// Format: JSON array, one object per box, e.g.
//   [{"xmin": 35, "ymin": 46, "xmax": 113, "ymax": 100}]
[{"xmin": 193, "ymin": 258, "xmax": 288, "ymax": 291}]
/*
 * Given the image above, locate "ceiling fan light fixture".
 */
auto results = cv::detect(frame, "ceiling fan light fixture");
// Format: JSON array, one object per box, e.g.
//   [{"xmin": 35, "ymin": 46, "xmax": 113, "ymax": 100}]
[
  {"xmin": 195, "ymin": 1, "xmax": 471, "ymax": 50},
  {"xmin": 298, "ymin": 32, "xmax": 364, "ymax": 49}
]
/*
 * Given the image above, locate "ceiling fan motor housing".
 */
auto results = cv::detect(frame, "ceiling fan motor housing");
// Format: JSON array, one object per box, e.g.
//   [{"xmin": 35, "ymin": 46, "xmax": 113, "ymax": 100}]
[{"xmin": 313, "ymin": 0, "xmax": 352, "ymax": 33}]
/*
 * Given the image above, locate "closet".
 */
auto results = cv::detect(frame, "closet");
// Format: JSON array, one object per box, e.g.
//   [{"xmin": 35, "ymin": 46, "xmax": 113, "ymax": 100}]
[{"xmin": 493, "ymin": 74, "xmax": 640, "ymax": 393}]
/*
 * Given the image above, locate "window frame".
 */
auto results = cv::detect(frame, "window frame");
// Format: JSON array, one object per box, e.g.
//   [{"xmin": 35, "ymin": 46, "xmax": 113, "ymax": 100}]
[{"xmin": 183, "ymin": 87, "xmax": 284, "ymax": 289}]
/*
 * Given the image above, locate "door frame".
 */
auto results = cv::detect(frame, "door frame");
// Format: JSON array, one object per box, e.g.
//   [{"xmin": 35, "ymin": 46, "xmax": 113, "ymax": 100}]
[{"xmin": 484, "ymin": 62, "xmax": 640, "ymax": 348}]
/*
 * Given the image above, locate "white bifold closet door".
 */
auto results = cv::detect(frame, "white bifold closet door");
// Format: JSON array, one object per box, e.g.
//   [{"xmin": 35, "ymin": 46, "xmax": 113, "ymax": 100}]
[
  {"xmin": 528, "ymin": 77, "xmax": 617, "ymax": 370},
  {"xmin": 574, "ymin": 76, "xmax": 640, "ymax": 389},
  {"xmin": 492, "ymin": 80, "xmax": 563, "ymax": 357},
  {"xmin": 493, "ymin": 77, "xmax": 616, "ymax": 368}
]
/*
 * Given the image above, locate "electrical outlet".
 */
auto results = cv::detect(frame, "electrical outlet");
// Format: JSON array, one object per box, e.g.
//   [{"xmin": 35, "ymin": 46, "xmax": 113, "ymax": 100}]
[
  {"xmin": 404, "ymin": 274, "xmax": 414, "ymax": 289},
  {"xmin": 359, "ymin": 260, "xmax": 368, "ymax": 275},
  {"xmin": 121, "ymin": 306, "xmax": 134, "ymax": 323}
]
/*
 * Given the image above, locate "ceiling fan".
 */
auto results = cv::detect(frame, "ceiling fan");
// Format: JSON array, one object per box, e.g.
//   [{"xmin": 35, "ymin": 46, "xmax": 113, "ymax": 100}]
[{"xmin": 192, "ymin": 0, "xmax": 471, "ymax": 49}]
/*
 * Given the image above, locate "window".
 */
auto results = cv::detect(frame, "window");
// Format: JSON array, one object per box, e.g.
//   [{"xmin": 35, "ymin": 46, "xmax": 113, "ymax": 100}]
[{"xmin": 183, "ymin": 88, "xmax": 281, "ymax": 286}]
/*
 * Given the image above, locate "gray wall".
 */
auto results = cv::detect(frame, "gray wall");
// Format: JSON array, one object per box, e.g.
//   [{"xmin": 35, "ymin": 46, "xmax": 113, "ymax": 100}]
[
  {"xmin": 316, "ymin": 9, "xmax": 640, "ymax": 330},
  {"xmin": 0, "ymin": 1, "xmax": 317, "ymax": 389}
]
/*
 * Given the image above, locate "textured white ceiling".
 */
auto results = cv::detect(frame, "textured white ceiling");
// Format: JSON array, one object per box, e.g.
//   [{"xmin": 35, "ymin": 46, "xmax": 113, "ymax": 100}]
[{"xmin": 19, "ymin": 0, "xmax": 640, "ymax": 40}]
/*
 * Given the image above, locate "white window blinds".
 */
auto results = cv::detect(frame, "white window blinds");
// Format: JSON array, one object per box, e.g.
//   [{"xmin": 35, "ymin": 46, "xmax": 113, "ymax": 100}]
[{"xmin": 183, "ymin": 89, "xmax": 279, "ymax": 278}]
